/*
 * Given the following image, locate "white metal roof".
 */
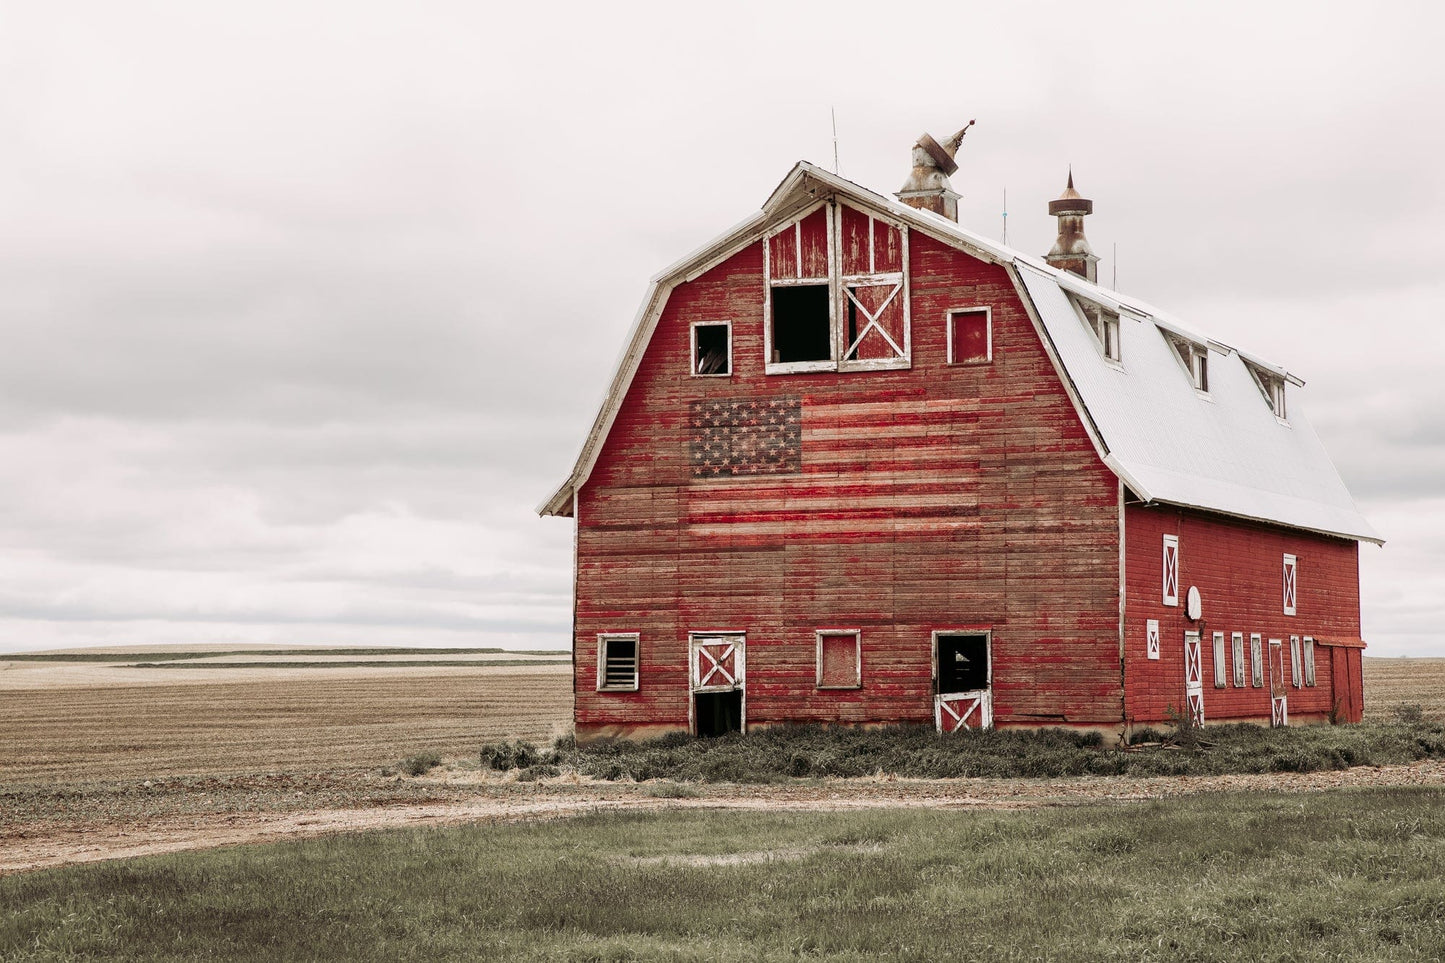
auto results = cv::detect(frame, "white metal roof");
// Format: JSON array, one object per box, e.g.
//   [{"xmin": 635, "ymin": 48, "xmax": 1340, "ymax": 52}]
[
  {"xmin": 1015, "ymin": 265, "xmax": 1379, "ymax": 543},
  {"xmin": 541, "ymin": 162, "xmax": 1379, "ymax": 544}
]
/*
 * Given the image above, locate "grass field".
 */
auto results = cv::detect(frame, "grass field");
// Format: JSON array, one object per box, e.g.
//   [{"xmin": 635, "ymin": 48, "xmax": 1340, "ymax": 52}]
[{"xmin": 4, "ymin": 787, "xmax": 1443, "ymax": 961}]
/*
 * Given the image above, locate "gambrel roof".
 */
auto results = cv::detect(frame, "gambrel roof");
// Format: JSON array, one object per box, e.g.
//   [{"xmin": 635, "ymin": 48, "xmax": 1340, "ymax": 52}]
[{"xmin": 541, "ymin": 162, "xmax": 1380, "ymax": 545}]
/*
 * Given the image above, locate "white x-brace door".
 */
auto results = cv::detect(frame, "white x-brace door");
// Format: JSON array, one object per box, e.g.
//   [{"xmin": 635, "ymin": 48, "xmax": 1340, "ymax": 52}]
[
  {"xmin": 690, "ymin": 634, "xmax": 743, "ymax": 693},
  {"xmin": 1183, "ymin": 631, "xmax": 1205, "ymax": 727},
  {"xmin": 935, "ymin": 690, "xmax": 992, "ymax": 733}
]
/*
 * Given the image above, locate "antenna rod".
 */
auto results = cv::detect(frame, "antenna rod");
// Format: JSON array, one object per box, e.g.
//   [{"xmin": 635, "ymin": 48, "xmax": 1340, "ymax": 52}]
[
  {"xmin": 831, "ymin": 107, "xmax": 839, "ymax": 174},
  {"xmin": 1113, "ymin": 242, "xmax": 1117, "ymax": 289},
  {"xmin": 1002, "ymin": 187, "xmax": 1008, "ymax": 244}
]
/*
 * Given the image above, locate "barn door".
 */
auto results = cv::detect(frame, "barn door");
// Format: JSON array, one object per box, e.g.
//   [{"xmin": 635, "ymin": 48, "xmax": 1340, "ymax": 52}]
[
  {"xmin": 1268, "ymin": 638, "xmax": 1288, "ymax": 726},
  {"xmin": 1183, "ymin": 631, "xmax": 1205, "ymax": 727},
  {"xmin": 690, "ymin": 633, "xmax": 744, "ymax": 737},
  {"xmin": 934, "ymin": 632, "xmax": 992, "ymax": 733}
]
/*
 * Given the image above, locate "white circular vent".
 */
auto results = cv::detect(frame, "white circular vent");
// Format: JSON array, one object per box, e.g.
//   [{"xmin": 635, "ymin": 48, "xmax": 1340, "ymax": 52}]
[{"xmin": 1186, "ymin": 586, "xmax": 1202, "ymax": 621}]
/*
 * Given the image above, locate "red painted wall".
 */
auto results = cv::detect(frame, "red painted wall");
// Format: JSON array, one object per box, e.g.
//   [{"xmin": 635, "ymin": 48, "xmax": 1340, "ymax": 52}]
[
  {"xmin": 573, "ymin": 207, "xmax": 1123, "ymax": 740},
  {"xmin": 1122, "ymin": 504, "xmax": 1362, "ymax": 726}
]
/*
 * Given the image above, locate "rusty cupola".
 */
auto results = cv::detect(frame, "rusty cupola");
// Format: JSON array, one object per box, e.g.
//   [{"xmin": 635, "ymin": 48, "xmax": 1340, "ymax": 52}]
[
  {"xmin": 1045, "ymin": 170, "xmax": 1098, "ymax": 282},
  {"xmin": 896, "ymin": 120, "xmax": 975, "ymax": 222}
]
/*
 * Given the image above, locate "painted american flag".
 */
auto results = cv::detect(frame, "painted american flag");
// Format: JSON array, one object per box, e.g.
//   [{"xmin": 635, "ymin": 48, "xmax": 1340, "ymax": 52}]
[{"xmin": 689, "ymin": 396, "xmax": 801, "ymax": 477}]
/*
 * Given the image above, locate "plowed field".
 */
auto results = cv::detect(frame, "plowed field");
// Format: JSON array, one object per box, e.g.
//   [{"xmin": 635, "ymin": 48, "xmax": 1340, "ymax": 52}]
[{"xmin": 0, "ymin": 663, "xmax": 571, "ymax": 784}]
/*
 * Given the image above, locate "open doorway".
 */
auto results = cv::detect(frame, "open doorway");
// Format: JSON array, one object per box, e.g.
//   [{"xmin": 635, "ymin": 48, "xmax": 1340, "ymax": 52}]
[
  {"xmin": 933, "ymin": 631, "xmax": 992, "ymax": 732},
  {"xmin": 690, "ymin": 633, "xmax": 744, "ymax": 737}
]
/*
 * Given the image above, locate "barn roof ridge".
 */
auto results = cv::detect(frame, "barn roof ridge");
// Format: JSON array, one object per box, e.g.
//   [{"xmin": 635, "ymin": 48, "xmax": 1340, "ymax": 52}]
[{"xmin": 539, "ymin": 161, "xmax": 1379, "ymax": 545}]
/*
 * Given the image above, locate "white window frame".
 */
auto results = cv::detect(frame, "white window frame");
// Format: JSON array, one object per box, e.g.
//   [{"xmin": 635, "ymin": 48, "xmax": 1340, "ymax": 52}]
[
  {"xmin": 762, "ymin": 201, "xmax": 911, "ymax": 376},
  {"xmin": 690, "ymin": 320, "xmax": 733, "ymax": 378},
  {"xmin": 1164, "ymin": 331, "xmax": 1210, "ymax": 393},
  {"xmin": 931, "ymin": 629, "xmax": 993, "ymax": 696},
  {"xmin": 815, "ymin": 629, "xmax": 862, "ymax": 690},
  {"xmin": 595, "ymin": 632, "xmax": 640, "ymax": 692},
  {"xmin": 1212, "ymin": 632, "xmax": 1227, "ymax": 688},
  {"xmin": 1146, "ymin": 619, "xmax": 1160, "ymax": 660},
  {"xmin": 1283, "ymin": 554, "xmax": 1297, "ymax": 616},
  {"xmin": 1303, "ymin": 636, "xmax": 1316, "ymax": 687},
  {"xmin": 1250, "ymin": 633, "xmax": 1264, "ymax": 688},
  {"xmin": 1072, "ymin": 296, "xmax": 1121, "ymax": 363},
  {"xmin": 946, "ymin": 307, "xmax": 992, "ymax": 365},
  {"xmin": 1290, "ymin": 635, "xmax": 1303, "ymax": 688},
  {"xmin": 1231, "ymin": 632, "xmax": 1246, "ymax": 688},
  {"xmin": 1246, "ymin": 362, "xmax": 1290, "ymax": 423},
  {"xmin": 1162, "ymin": 534, "xmax": 1179, "ymax": 607}
]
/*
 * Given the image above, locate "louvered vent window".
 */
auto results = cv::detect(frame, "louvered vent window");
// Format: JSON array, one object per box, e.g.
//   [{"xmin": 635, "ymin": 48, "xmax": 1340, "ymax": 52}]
[{"xmin": 597, "ymin": 634, "xmax": 640, "ymax": 692}]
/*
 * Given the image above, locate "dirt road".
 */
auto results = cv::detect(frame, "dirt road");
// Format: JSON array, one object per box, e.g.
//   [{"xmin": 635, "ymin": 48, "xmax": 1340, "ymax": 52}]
[{"xmin": 6, "ymin": 760, "xmax": 1442, "ymax": 877}]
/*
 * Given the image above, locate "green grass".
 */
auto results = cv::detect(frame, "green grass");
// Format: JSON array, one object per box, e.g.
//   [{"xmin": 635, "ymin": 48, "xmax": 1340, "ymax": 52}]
[
  {"xmin": 3, "ymin": 788, "xmax": 1443, "ymax": 961},
  {"xmin": 563, "ymin": 721, "xmax": 1445, "ymax": 782},
  {"xmin": 1, "ymin": 647, "xmax": 563, "ymax": 663}
]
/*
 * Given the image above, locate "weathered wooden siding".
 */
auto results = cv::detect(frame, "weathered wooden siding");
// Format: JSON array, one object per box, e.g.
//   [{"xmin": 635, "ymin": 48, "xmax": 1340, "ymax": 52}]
[
  {"xmin": 1122, "ymin": 504, "xmax": 1362, "ymax": 726},
  {"xmin": 575, "ymin": 210, "xmax": 1122, "ymax": 739}
]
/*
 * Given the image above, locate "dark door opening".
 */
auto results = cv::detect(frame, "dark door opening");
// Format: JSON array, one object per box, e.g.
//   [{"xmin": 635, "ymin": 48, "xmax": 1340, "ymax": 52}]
[
  {"xmin": 694, "ymin": 691, "xmax": 742, "ymax": 737},
  {"xmin": 937, "ymin": 633, "xmax": 990, "ymax": 694}
]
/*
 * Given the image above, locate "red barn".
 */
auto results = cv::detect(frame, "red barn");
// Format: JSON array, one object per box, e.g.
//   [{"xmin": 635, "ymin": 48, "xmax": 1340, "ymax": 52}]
[{"xmin": 540, "ymin": 132, "xmax": 1379, "ymax": 742}]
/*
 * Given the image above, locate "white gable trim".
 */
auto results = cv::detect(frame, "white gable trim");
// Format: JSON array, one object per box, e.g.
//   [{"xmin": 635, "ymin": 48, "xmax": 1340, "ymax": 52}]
[
  {"xmin": 542, "ymin": 162, "xmax": 1377, "ymax": 547},
  {"xmin": 540, "ymin": 163, "xmax": 1013, "ymax": 517}
]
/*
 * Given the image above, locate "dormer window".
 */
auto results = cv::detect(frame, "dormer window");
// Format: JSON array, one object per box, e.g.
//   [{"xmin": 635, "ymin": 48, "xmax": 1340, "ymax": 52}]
[
  {"xmin": 764, "ymin": 201, "xmax": 910, "ymax": 374},
  {"xmin": 1165, "ymin": 332, "xmax": 1209, "ymax": 392},
  {"xmin": 1073, "ymin": 297, "xmax": 1120, "ymax": 362},
  {"xmin": 1246, "ymin": 363, "xmax": 1288, "ymax": 420}
]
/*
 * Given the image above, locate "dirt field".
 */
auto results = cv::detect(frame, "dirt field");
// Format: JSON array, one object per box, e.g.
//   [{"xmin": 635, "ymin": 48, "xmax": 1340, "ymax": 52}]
[
  {"xmin": 1, "ymin": 650, "xmax": 1440, "ymax": 877},
  {"xmin": 0, "ymin": 662, "xmax": 571, "ymax": 783},
  {"xmin": 1361, "ymin": 656, "xmax": 1445, "ymax": 721}
]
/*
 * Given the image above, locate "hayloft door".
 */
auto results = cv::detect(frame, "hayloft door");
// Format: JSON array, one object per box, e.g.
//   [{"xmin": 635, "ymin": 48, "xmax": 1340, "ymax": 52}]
[
  {"xmin": 1183, "ymin": 631, "xmax": 1205, "ymax": 727},
  {"xmin": 1268, "ymin": 638, "xmax": 1288, "ymax": 727},
  {"xmin": 690, "ymin": 632, "xmax": 745, "ymax": 737},
  {"xmin": 934, "ymin": 632, "xmax": 993, "ymax": 733}
]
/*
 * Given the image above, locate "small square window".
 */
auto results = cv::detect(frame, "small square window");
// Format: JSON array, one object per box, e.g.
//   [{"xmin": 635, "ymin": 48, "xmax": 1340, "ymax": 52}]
[
  {"xmin": 596, "ymin": 633, "xmax": 639, "ymax": 692},
  {"xmin": 1250, "ymin": 634, "xmax": 1264, "ymax": 687},
  {"xmin": 1303, "ymin": 637, "xmax": 1316, "ymax": 687},
  {"xmin": 1290, "ymin": 635, "xmax": 1302, "ymax": 688},
  {"xmin": 1212, "ymin": 631, "xmax": 1227, "ymax": 688},
  {"xmin": 948, "ymin": 308, "xmax": 992, "ymax": 364},
  {"xmin": 1231, "ymin": 632, "xmax": 1245, "ymax": 688},
  {"xmin": 692, "ymin": 322, "xmax": 731, "ymax": 377},
  {"xmin": 816, "ymin": 630, "xmax": 861, "ymax": 689}
]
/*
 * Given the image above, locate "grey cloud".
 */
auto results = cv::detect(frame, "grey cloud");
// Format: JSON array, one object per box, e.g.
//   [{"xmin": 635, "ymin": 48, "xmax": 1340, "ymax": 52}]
[{"xmin": 1, "ymin": 0, "xmax": 1441, "ymax": 655}]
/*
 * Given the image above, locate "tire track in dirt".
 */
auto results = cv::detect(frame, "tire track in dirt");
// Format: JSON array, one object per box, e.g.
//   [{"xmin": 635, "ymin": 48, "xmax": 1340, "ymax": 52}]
[{"xmin": 5, "ymin": 760, "xmax": 1442, "ymax": 876}]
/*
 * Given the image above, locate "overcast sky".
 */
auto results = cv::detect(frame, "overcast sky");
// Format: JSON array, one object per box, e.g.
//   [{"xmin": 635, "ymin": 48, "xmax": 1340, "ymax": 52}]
[{"xmin": 2, "ymin": 1, "xmax": 1442, "ymax": 656}]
